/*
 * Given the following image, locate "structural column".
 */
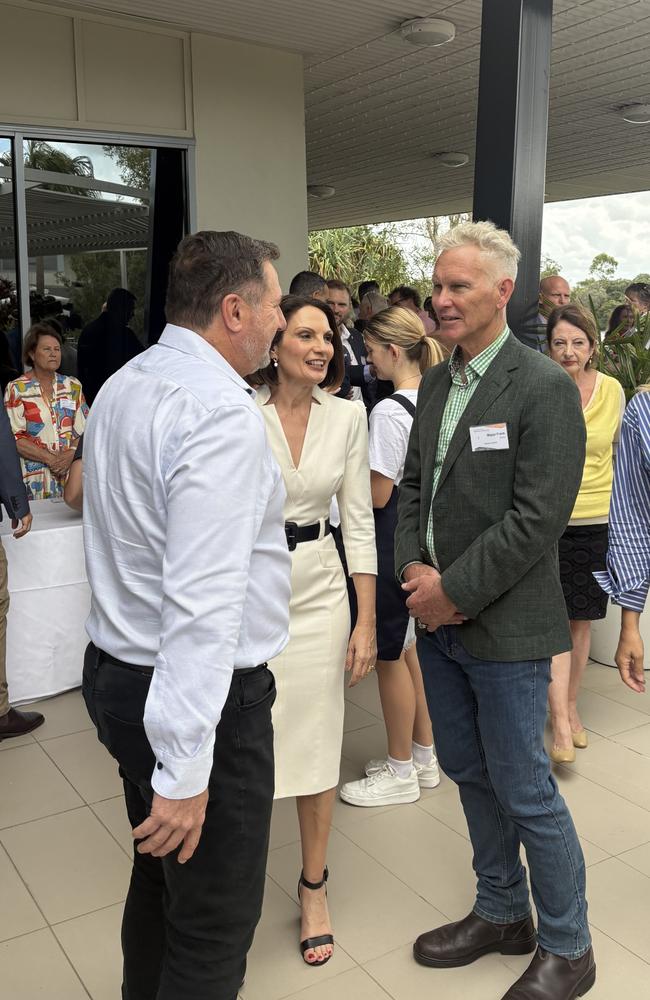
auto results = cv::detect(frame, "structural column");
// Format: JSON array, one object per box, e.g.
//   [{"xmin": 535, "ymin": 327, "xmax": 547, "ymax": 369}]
[
  {"xmin": 472, "ymin": 0, "xmax": 553, "ymax": 348},
  {"xmin": 145, "ymin": 148, "xmax": 188, "ymax": 344}
]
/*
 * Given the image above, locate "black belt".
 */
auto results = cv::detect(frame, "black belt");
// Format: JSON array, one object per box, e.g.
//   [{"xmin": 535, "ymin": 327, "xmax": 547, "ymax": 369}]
[
  {"xmin": 98, "ymin": 649, "xmax": 154, "ymax": 675},
  {"xmin": 96, "ymin": 648, "xmax": 267, "ymax": 676},
  {"xmin": 285, "ymin": 518, "xmax": 330, "ymax": 552}
]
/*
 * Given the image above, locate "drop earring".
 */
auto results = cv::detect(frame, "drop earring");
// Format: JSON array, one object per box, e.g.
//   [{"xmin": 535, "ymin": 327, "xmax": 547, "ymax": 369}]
[{"xmin": 272, "ymin": 357, "xmax": 278, "ymax": 368}]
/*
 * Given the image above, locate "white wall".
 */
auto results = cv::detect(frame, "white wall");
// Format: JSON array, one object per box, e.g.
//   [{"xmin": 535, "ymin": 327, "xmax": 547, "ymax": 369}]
[
  {"xmin": 0, "ymin": 1, "xmax": 309, "ymax": 287},
  {"xmin": 0, "ymin": 1, "xmax": 192, "ymax": 134},
  {"xmin": 191, "ymin": 33, "xmax": 308, "ymax": 289}
]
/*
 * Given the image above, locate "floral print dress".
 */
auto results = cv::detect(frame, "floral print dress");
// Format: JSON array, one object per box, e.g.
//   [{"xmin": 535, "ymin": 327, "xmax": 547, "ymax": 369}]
[{"xmin": 4, "ymin": 373, "xmax": 88, "ymax": 499}]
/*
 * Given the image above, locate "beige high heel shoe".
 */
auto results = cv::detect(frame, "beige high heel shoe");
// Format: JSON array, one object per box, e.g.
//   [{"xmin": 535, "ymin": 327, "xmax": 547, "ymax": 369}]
[
  {"xmin": 549, "ymin": 745, "xmax": 576, "ymax": 764},
  {"xmin": 572, "ymin": 729, "xmax": 588, "ymax": 749}
]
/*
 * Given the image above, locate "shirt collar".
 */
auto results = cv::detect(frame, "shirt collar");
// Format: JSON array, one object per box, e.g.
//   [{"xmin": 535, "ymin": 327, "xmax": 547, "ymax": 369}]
[
  {"xmin": 158, "ymin": 323, "xmax": 253, "ymax": 394},
  {"xmin": 448, "ymin": 326, "xmax": 511, "ymax": 384}
]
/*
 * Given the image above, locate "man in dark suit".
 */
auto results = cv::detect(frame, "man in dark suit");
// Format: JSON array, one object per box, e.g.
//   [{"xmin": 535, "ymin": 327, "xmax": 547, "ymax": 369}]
[
  {"xmin": 395, "ymin": 221, "xmax": 594, "ymax": 1000},
  {"xmin": 0, "ymin": 407, "xmax": 43, "ymax": 740},
  {"xmin": 77, "ymin": 288, "xmax": 143, "ymax": 405},
  {"xmin": 326, "ymin": 279, "xmax": 372, "ymax": 407}
]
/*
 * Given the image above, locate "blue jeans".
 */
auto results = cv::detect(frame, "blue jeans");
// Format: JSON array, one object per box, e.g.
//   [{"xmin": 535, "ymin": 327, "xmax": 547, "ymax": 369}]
[{"xmin": 418, "ymin": 626, "xmax": 590, "ymax": 959}]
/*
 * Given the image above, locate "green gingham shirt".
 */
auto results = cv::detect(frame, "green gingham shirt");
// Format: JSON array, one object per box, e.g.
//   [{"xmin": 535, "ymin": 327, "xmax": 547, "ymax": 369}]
[{"xmin": 426, "ymin": 326, "xmax": 511, "ymax": 568}]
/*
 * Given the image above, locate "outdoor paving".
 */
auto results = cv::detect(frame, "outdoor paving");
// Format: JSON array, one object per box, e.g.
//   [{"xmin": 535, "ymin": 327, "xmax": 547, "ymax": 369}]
[{"xmin": 1, "ymin": 661, "xmax": 649, "ymax": 999}]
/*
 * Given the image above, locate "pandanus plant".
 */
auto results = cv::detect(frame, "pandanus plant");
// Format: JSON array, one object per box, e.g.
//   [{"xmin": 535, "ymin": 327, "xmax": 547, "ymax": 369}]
[{"xmin": 591, "ymin": 297, "xmax": 650, "ymax": 400}]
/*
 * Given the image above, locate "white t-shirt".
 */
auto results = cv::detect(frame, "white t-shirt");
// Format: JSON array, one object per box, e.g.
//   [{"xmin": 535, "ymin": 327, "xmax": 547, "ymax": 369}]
[{"xmin": 368, "ymin": 389, "xmax": 418, "ymax": 486}]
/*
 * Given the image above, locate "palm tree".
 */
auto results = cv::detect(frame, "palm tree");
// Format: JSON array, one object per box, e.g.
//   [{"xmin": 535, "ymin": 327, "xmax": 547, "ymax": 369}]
[{"xmin": 0, "ymin": 140, "xmax": 98, "ymax": 291}]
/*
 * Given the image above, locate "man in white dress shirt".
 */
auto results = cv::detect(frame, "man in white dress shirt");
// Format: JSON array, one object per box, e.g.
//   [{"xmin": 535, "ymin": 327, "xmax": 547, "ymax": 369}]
[{"xmin": 82, "ymin": 231, "xmax": 292, "ymax": 1000}]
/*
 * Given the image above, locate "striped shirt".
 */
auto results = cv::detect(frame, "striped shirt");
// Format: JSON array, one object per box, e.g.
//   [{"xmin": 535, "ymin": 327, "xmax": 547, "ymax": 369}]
[
  {"xmin": 594, "ymin": 391, "xmax": 650, "ymax": 611},
  {"xmin": 426, "ymin": 327, "xmax": 510, "ymax": 567}
]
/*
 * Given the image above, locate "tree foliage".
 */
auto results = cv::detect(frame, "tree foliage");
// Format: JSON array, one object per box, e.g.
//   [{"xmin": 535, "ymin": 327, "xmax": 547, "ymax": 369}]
[
  {"xmin": 307, "ymin": 214, "xmax": 470, "ymax": 299},
  {"xmin": 404, "ymin": 213, "xmax": 470, "ymax": 301},
  {"xmin": 102, "ymin": 146, "xmax": 151, "ymax": 198},
  {"xmin": 588, "ymin": 252, "xmax": 618, "ymax": 281},
  {"xmin": 308, "ymin": 225, "xmax": 408, "ymax": 295},
  {"xmin": 52, "ymin": 147, "xmax": 151, "ymax": 334},
  {"xmin": 0, "ymin": 140, "xmax": 98, "ymax": 197},
  {"xmin": 594, "ymin": 306, "xmax": 650, "ymax": 400},
  {"xmin": 540, "ymin": 255, "xmax": 563, "ymax": 279},
  {"xmin": 58, "ymin": 250, "xmax": 147, "ymax": 337}
]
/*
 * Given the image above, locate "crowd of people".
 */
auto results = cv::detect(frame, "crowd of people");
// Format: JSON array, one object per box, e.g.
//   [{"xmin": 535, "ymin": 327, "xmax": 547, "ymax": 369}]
[{"xmin": 0, "ymin": 223, "xmax": 649, "ymax": 1000}]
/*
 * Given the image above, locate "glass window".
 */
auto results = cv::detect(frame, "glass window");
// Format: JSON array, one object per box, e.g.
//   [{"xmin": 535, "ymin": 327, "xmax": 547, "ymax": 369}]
[
  {"xmin": 22, "ymin": 138, "xmax": 152, "ymax": 342},
  {"xmin": 0, "ymin": 137, "xmax": 21, "ymax": 379}
]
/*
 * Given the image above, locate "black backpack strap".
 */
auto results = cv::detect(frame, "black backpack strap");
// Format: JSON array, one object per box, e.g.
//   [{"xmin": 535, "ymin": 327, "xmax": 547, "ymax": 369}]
[{"xmin": 390, "ymin": 392, "xmax": 416, "ymax": 418}]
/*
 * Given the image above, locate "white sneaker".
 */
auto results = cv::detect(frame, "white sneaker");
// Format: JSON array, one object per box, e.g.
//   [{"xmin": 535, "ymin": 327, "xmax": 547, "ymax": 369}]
[
  {"xmin": 340, "ymin": 762, "xmax": 420, "ymax": 807},
  {"xmin": 365, "ymin": 756, "xmax": 441, "ymax": 789}
]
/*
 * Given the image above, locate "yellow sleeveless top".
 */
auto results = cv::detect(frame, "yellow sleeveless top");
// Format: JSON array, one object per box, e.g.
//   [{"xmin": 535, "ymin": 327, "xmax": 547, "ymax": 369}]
[{"xmin": 571, "ymin": 372, "xmax": 625, "ymax": 520}]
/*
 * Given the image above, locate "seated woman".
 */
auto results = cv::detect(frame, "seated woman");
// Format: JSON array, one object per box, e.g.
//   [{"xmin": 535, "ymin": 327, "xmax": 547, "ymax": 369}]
[
  {"xmin": 339, "ymin": 306, "xmax": 445, "ymax": 807},
  {"xmin": 253, "ymin": 295, "xmax": 377, "ymax": 967},
  {"xmin": 4, "ymin": 323, "xmax": 88, "ymax": 500}
]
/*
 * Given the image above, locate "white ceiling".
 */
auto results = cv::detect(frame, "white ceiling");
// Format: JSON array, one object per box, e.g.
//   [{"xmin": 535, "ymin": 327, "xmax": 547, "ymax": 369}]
[{"xmin": 57, "ymin": 0, "xmax": 650, "ymax": 229}]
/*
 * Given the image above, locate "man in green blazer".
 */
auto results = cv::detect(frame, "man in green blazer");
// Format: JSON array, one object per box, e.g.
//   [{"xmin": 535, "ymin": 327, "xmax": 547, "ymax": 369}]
[{"xmin": 395, "ymin": 221, "xmax": 595, "ymax": 1000}]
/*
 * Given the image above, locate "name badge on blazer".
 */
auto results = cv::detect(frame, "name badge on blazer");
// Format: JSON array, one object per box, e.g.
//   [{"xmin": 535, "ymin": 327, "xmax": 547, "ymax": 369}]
[{"xmin": 470, "ymin": 423, "xmax": 509, "ymax": 452}]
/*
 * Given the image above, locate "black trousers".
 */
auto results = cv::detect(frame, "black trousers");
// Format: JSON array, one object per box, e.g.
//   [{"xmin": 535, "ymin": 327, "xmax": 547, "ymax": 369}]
[{"xmin": 82, "ymin": 643, "xmax": 276, "ymax": 1000}]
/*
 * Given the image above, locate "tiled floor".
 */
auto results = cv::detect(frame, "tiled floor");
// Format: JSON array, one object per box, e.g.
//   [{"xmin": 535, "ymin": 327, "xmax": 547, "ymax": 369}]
[{"xmin": 2, "ymin": 661, "xmax": 650, "ymax": 999}]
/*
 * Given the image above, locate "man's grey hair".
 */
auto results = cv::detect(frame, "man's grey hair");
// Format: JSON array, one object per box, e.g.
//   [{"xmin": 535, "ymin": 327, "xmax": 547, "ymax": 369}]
[
  {"xmin": 437, "ymin": 220, "xmax": 521, "ymax": 281},
  {"xmin": 165, "ymin": 230, "xmax": 279, "ymax": 331}
]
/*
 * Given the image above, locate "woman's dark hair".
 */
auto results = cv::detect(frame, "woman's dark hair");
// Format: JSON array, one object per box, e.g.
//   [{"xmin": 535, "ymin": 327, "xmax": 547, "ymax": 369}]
[
  {"xmin": 253, "ymin": 295, "xmax": 344, "ymax": 390},
  {"xmin": 605, "ymin": 303, "xmax": 635, "ymax": 338},
  {"xmin": 22, "ymin": 322, "xmax": 62, "ymax": 368},
  {"xmin": 625, "ymin": 282, "xmax": 650, "ymax": 309},
  {"xmin": 546, "ymin": 303, "xmax": 598, "ymax": 367},
  {"xmin": 389, "ymin": 284, "xmax": 421, "ymax": 309}
]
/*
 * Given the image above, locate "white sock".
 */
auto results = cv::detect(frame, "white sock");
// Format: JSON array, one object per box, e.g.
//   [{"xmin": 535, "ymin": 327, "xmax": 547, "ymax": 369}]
[
  {"xmin": 412, "ymin": 741, "xmax": 434, "ymax": 766},
  {"xmin": 387, "ymin": 754, "xmax": 414, "ymax": 779}
]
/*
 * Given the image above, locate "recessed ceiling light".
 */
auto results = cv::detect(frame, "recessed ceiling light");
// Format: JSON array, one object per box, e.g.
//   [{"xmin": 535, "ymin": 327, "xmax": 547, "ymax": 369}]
[
  {"xmin": 431, "ymin": 151, "xmax": 469, "ymax": 168},
  {"xmin": 400, "ymin": 17, "xmax": 455, "ymax": 46},
  {"xmin": 307, "ymin": 184, "xmax": 336, "ymax": 199},
  {"xmin": 619, "ymin": 102, "xmax": 650, "ymax": 124}
]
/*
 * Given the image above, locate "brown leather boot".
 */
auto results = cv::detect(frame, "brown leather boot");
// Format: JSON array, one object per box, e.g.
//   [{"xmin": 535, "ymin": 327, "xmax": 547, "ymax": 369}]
[
  {"xmin": 501, "ymin": 946, "xmax": 596, "ymax": 998},
  {"xmin": 413, "ymin": 911, "xmax": 537, "ymax": 968}
]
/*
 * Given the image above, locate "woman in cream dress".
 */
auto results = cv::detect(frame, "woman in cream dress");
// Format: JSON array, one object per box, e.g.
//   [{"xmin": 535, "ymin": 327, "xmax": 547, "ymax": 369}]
[{"xmin": 255, "ymin": 294, "xmax": 377, "ymax": 967}]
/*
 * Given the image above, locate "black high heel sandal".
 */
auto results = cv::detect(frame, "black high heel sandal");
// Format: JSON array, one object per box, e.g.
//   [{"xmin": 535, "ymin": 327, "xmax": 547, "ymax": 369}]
[{"xmin": 297, "ymin": 866, "xmax": 334, "ymax": 966}]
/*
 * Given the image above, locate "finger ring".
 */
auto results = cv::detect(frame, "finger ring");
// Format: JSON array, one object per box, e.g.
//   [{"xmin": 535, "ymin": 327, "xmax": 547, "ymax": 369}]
[{"xmin": 368, "ymin": 664, "xmax": 375, "ymax": 671}]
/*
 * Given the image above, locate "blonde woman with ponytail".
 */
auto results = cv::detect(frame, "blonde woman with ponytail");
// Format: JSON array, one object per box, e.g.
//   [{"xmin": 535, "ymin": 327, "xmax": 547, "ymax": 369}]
[{"xmin": 340, "ymin": 307, "xmax": 445, "ymax": 807}]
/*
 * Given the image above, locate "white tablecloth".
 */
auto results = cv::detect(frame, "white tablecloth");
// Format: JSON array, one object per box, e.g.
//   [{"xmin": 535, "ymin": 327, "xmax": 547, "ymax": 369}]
[{"xmin": 1, "ymin": 499, "xmax": 90, "ymax": 704}]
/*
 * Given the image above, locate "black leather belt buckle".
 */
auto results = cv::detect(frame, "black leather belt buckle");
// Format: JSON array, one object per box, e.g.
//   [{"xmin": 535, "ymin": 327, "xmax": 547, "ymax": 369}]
[{"xmin": 285, "ymin": 521, "xmax": 298, "ymax": 551}]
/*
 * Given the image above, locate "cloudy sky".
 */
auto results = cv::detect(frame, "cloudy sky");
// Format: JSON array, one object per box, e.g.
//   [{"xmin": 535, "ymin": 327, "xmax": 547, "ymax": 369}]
[{"xmin": 542, "ymin": 191, "xmax": 650, "ymax": 285}]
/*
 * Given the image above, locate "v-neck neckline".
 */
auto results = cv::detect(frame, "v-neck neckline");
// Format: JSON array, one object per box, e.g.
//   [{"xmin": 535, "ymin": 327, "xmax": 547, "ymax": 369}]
[
  {"xmin": 267, "ymin": 396, "xmax": 319, "ymax": 472},
  {"xmin": 581, "ymin": 371, "xmax": 601, "ymax": 413}
]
